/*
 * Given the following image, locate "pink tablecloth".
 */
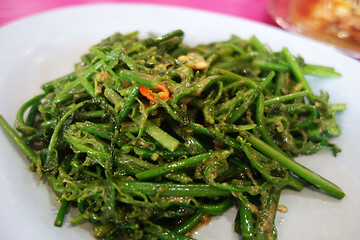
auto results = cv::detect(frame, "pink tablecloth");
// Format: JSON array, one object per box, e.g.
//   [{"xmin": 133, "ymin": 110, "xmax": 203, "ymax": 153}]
[{"xmin": 0, "ymin": 0, "xmax": 276, "ymax": 28}]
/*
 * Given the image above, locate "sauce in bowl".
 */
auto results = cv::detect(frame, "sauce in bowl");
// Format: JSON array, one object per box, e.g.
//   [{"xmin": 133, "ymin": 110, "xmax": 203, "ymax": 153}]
[{"xmin": 268, "ymin": 0, "xmax": 360, "ymax": 58}]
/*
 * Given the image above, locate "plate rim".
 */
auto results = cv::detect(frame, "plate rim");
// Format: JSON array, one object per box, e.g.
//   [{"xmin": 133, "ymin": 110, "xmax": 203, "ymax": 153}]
[{"xmin": 0, "ymin": 3, "xmax": 359, "ymax": 240}]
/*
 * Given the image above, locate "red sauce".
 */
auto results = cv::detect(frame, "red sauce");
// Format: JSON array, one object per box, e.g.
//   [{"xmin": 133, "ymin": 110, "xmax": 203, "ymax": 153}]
[{"xmin": 288, "ymin": 0, "xmax": 360, "ymax": 56}]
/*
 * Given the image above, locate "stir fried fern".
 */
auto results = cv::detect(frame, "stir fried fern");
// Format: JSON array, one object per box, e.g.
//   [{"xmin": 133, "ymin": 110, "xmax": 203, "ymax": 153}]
[{"xmin": 0, "ymin": 30, "xmax": 345, "ymax": 240}]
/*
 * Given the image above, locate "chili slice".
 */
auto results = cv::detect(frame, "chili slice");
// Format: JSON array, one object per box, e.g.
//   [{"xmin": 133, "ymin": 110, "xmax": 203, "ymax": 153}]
[{"xmin": 139, "ymin": 83, "xmax": 170, "ymax": 103}]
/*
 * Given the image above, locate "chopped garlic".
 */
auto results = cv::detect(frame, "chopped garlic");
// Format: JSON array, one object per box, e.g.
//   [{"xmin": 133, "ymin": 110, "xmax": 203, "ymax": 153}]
[
  {"xmin": 277, "ymin": 204, "xmax": 288, "ymax": 213},
  {"xmin": 178, "ymin": 52, "xmax": 209, "ymax": 70}
]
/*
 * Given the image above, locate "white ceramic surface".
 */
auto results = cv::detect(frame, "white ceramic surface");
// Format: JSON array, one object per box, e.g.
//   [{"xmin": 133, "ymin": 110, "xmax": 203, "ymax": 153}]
[{"xmin": 0, "ymin": 3, "xmax": 359, "ymax": 240}]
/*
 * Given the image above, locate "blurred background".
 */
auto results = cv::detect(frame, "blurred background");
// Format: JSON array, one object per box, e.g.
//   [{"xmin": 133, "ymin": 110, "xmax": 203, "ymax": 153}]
[
  {"xmin": 0, "ymin": 0, "xmax": 276, "ymax": 27},
  {"xmin": 1, "ymin": 0, "xmax": 359, "ymax": 57}
]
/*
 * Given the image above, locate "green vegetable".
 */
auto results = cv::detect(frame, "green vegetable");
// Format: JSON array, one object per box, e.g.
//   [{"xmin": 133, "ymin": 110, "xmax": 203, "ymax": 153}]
[{"xmin": 0, "ymin": 30, "xmax": 345, "ymax": 240}]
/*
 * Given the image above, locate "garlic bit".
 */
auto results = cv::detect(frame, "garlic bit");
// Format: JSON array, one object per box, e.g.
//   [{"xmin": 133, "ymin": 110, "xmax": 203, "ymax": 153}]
[{"xmin": 178, "ymin": 52, "xmax": 209, "ymax": 70}]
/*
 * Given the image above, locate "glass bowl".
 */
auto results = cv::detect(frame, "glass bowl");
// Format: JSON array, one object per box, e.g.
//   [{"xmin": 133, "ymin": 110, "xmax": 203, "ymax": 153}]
[{"xmin": 267, "ymin": 0, "xmax": 360, "ymax": 58}]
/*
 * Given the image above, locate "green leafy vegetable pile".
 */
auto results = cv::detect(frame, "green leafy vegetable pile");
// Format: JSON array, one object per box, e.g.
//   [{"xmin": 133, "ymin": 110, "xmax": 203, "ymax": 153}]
[{"xmin": 0, "ymin": 30, "xmax": 345, "ymax": 240}]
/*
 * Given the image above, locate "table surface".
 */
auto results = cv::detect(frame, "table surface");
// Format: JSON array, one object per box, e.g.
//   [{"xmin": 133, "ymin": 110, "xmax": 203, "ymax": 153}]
[{"xmin": 0, "ymin": 0, "xmax": 277, "ymax": 28}]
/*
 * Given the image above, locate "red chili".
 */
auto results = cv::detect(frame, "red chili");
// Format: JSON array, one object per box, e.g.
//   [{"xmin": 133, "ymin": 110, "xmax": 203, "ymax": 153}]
[{"xmin": 139, "ymin": 83, "xmax": 170, "ymax": 103}]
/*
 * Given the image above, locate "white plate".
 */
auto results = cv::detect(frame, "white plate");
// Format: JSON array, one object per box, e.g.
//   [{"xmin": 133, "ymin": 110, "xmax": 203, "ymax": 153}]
[{"xmin": 1, "ymin": 3, "xmax": 360, "ymax": 240}]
